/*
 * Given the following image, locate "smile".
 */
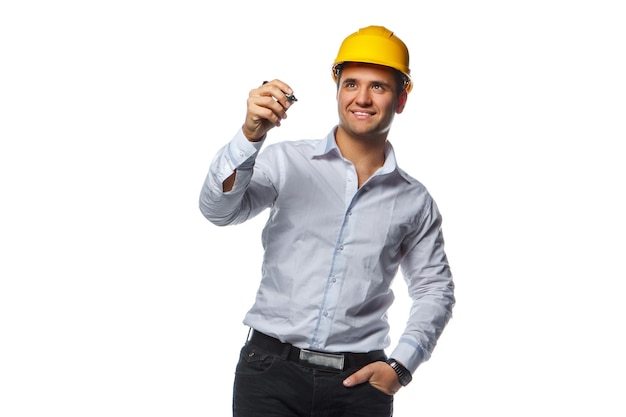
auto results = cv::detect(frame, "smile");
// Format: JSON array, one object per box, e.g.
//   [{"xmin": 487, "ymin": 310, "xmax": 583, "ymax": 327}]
[{"xmin": 352, "ymin": 110, "xmax": 375, "ymax": 118}]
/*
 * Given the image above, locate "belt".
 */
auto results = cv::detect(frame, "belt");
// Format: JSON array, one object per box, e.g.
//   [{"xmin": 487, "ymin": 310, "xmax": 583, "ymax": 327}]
[{"xmin": 247, "ymin": 329, "xmax": 386, "ymax": 372}]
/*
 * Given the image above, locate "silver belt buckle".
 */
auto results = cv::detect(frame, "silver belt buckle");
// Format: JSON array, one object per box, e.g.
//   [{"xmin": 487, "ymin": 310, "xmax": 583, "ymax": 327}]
[{"xmin": 299, "ymin": 349, "xmax": 345, "ymax": 370}]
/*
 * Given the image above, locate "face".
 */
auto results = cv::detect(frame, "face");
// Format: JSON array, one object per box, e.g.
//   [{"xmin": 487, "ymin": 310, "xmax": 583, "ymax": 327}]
[{"xmin": 336, "ymin": 63, "xmax": 408, "ymax": 142}]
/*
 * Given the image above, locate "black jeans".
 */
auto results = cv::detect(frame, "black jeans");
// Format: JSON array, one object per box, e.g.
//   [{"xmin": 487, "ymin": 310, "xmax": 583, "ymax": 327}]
[{"xmin": 233, "ymin": 342, "xmax": 393, "ymax": 417}]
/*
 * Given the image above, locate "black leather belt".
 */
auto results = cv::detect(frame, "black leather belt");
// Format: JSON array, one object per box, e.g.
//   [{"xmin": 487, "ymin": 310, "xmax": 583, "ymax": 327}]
[{"xmin": 247, "ymin": 329, "xmax": 386, "ymax": 372}]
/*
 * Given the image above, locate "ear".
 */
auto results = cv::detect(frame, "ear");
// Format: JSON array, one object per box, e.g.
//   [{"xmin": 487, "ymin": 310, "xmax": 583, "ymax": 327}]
[{"xmin": 396, "ymin": 90, "xmax": 408, "ymax": 114}]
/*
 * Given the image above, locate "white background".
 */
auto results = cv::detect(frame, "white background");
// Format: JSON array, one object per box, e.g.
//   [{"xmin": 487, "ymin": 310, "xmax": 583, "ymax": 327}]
[{"xmin": 1, "ymin": 1, "xmax": 625, "ymax": 416}]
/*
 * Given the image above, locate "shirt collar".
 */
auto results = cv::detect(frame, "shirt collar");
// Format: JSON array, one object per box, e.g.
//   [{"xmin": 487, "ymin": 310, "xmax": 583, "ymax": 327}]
[
  {"xmin": 313, "ymin": 128, "xmax": 341, "ymax": 157},
  {"xmin": 313, "ymin": 127, "xmax": 413, "ymax": 184}
]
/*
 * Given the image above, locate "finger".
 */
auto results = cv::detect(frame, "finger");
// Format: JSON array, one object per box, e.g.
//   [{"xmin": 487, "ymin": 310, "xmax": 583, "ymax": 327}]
[
  {"xmin": 250, "ymin": 90, "xmax": 290, "ymax": 117},
  {"xmin": 249, "ymin": 95, "xmax": 288, "ymax": 123},
  {"xmin": 342, "ymin": 367, "xmax": 374, "ymax": 387},
  {"xmin": 261, "ymin": 79, "xmax": 293, "ymax": 94},
  {"xmin": 259, "ymin": 80, "xmax": 297, "ymax": 107}
]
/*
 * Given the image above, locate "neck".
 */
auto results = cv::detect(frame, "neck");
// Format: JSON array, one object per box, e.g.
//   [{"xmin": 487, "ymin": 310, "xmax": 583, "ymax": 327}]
[{"xmin": 335, "ymin": 126, "xmax": 387, "ymax": 187}]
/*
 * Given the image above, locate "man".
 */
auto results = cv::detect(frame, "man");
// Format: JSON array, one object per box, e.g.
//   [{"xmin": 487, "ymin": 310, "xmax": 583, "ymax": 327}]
[{"xmin": 199, "ymin": 25, "xmax": 455, "ymax": 417}]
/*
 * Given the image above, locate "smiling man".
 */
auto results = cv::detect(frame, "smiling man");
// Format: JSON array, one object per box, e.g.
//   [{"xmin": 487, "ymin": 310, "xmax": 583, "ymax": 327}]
[{"xmin": 199, "ymin": 25, "xmax": 455, "ymax": 417}]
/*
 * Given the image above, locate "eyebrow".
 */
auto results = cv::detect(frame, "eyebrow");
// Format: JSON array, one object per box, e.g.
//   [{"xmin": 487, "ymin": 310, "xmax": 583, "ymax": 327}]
[{"xmin": 342, "ymin": 78, "xmax": 392, "ymax": 89}]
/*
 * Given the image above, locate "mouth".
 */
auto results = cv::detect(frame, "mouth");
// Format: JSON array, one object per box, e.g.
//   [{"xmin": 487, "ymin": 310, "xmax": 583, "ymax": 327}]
[{"xmin": 351, "ymin": 110, "xmax": 375, "ymax": 119}]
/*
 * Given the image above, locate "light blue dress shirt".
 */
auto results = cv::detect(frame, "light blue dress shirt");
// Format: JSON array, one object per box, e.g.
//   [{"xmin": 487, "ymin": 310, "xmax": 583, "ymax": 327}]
[{"xmin": 199, "ymin": 127, "xmax": 455, "ymax": 373}]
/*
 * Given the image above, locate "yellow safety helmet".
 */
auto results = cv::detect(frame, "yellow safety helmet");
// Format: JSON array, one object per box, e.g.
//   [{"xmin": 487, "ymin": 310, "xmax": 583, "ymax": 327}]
[{"xmin": 332, "ymin": 25, "xmax": 412, "ymax": 93}]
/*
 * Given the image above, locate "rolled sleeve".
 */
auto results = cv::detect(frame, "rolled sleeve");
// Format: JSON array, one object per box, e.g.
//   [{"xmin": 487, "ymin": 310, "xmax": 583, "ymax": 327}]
[
  {"xmin": 199, "ymin": 129, "xmax": 265, "ymax": 225},
  {"xmin": 216, "ymin": 129, "xmax": 265, "ymax": 183},
  {"xmin": 391, "ymin": 199, "xmax": 455, "ymax": 373}
]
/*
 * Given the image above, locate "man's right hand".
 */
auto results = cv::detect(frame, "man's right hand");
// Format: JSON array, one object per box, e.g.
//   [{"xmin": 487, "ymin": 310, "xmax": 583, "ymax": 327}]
[{"xmin": 242, "ymin": 79, "xmax": 296, "ymax": 142}]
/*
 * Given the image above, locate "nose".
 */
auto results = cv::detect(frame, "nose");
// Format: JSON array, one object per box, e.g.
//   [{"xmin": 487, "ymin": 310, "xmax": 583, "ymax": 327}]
[{"xmin": 354, "ymin": 87, "xmax": 372, "ymax": 106}]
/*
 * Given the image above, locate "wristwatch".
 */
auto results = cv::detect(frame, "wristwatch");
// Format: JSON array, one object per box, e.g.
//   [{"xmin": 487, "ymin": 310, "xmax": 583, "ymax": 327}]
[{"xmin": 386, "ymin": 358, "xmax": 413, "ymax": 386}]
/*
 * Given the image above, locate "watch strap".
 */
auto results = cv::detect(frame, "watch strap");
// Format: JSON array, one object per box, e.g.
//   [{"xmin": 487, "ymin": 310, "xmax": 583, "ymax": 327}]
[{"xmin": 386, "ymin": 358, "xmax": 413, "ymax": 386}]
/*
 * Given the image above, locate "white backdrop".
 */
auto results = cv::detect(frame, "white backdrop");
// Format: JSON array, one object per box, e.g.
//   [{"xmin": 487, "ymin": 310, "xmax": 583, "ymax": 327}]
[{"xmin": 1, "ymin": 1, "xmax": 625, "ymax": 416}]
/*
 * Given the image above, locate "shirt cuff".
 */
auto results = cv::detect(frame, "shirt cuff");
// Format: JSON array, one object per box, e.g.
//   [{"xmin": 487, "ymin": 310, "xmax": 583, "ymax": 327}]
[
  {"xmin": 389, "ymin": 337, "xmax": 429, "ymax": 374},
  {"xmin": 227, "ymin": 129, "xmax": 265, "ymax": 169},
  {"xmin": 214, "ymin": 129, "xmax": 265, "ymax": 184}
]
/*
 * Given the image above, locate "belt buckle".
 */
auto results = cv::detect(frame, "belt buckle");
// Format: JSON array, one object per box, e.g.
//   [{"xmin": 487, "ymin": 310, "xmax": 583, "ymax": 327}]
[{"xmin": 299, "ymin": 349, "xmax": 345, "ymax": 370}]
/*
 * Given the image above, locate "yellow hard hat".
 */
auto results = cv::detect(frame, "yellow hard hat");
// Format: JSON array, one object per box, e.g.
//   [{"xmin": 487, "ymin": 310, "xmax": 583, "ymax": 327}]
[{"xmin": 332, "ymin": 25, "xmax": 412, "ymax": 93}]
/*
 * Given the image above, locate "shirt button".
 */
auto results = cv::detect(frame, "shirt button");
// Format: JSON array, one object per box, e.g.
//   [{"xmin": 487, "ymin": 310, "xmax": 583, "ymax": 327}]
[
  {"xmin": 323, "ymin": 311, "xmax": 329, "ymax": 317},
  {"xmin": 331, "ymin": 277, "xmax": 337, "ymax": 283},
  {"xmin": 239, "ymin": 151, "xmax": 245, "ymax": 157},
  {"xmin": 338, "ymin": 244, "xmax": 344, "ymax": 251}
]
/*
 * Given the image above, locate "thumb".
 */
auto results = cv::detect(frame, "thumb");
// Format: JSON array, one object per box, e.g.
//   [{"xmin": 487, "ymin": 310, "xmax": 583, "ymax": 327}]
[{"xmin": 343, "ymin": 366, "xmax": 374, "ymax": 387}]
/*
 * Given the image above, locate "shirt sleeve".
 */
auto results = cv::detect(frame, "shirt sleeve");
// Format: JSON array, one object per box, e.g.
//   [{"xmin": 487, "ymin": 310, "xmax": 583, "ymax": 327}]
[
  {"xmin": 198, "ymin": 129, "xmax": 274, "ymax": 226},
  {"xmin": 389, "ymin": 197, "xmax": 456, "ymax": 374}
]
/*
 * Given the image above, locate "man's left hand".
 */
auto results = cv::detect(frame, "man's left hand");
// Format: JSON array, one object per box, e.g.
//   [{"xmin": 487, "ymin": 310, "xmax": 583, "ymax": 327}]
[{"xmin": 342, "ymin": 361, "xmax": 402, "ymax": 395}]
